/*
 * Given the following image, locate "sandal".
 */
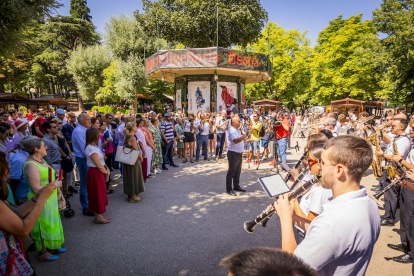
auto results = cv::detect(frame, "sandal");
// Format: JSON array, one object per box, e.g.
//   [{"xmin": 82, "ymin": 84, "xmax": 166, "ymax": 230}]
[
  {"xmin": 94, "ymin": 219, "xmax": 110, "ymax": 224},
  {"xmin": 190, "ymin": 159, "xmax": 195, "ymax": 163},
  {"xmin": 37, "ymin": 252, "xmax": 59, "ymax": 262},
  {"xmin": 182, "ymin": 158, "xmax": 187, "ymax": 163},
  {"xmin": 48, "ymin": 248, "xmax": 66, "ymax": 254}
]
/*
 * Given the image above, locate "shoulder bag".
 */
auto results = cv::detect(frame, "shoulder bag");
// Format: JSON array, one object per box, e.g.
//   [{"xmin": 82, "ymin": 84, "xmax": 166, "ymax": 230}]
[{"xmin": 115, "ymin": 145, "xmax": 139, "ymax": 165}]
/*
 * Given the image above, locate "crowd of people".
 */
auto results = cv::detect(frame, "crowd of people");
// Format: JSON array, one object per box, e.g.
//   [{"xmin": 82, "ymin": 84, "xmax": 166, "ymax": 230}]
[{"xmin": 2, "ymin": 103, "xmax": 414, "ymax": 275}]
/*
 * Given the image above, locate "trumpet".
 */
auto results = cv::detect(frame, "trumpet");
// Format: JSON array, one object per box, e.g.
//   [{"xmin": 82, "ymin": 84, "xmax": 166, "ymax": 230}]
[{"xmin": 243, "ymin": 176, "xmax": 321, "ymax": 233}]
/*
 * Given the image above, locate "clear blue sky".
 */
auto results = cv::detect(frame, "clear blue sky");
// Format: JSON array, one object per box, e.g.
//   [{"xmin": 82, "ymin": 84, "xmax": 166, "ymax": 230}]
[{"xmin": 56, "ymin": 0, "xmax": 384, "ymax": 45}]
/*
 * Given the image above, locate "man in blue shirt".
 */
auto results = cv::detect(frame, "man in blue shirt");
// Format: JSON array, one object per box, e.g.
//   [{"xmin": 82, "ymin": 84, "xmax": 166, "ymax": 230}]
[
  {"xmin": 72, "ymin": 113, "xmax": 93, "ymax": 216},
  {"xmin": 7, "ymin": 136, "xmax": 34, "ymax": 205}
]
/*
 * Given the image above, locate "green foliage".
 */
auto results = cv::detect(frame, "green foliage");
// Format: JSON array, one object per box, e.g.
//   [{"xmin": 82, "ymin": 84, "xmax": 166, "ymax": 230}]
[
  {"xmin": 373, "ymin": 0, "xmax": 414, "ymax": 104},
  {"xmin": 70, "ymin": 0, "xmax": 92, "ymax": 22},
  {"xmin": 137, "ymin": 0, "xmax": 268, "ymax": 48},
  {"xmin": 245, "ymin": 22, "xmax": 313, "ymax": 106},
  {"xmin": 0, "ymin": 0, "xmax": 61, "ymax": 55},
  {"xmin": 91, "ymin": 105, "xmax": 131, "ymax": 114},
  {"xmin": 67, "ymin": 45, "xmax": 112, "ymax": 100},
  {"xmin": 310, "ymin": 15, "xmax": 385, "ymax": 105},
  {"xmin": 97, "ymin": 62, "xmax": 119, "ymax": 102}
]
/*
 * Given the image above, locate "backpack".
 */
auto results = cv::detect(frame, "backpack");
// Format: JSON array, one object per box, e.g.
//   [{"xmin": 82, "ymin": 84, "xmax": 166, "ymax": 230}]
[
  {"xmin": 30, "ymin": 118, "xmax": 41, "ymax": 135},
  {"xmin": 259, "ymin": 122, "xmax": 266, "ymax": 138}
]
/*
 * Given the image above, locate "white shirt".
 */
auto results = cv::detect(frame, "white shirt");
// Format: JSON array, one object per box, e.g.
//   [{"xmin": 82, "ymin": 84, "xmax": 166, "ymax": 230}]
[
  {"xmin": 405, "ymin": 143, "xmax": 414, "ymax": 164},
  {"xmin": 380, "ymin": 129, "xmax": 394, "ymax": 149},
  {"xmin": 294, "ymin": 187, "xmax": 380, "ymax": 276},
  {"xmin": 299, "ymin": 184, "xmax": 333, "ymax": 217},
  {"xmin": 85, "ymin": 145, "xmax": 105, "ymax": 167},
  {"xmin": 215, "ymin": 116, "xmax": 227, "ymax": 133},
  {"xmin": 227, "ymin": 126, "xmax": 244, "ymax": 153},
  {"xmin": 135, "ymin": 128, "xmax": 147, "ymax": 153},
  {"xmin": 194, "ymin": 120, "xmax": 210, "ymax": 135},
  {"xmin": 405, "ymin": 125, "xmax": 411, "ymax": 135}
]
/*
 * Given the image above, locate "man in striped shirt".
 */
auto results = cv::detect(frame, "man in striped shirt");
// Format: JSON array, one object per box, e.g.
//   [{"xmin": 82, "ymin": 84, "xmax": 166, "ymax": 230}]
[{"xmin": 161, "ymin": 113, "xmax": 179, "ymax": 170}]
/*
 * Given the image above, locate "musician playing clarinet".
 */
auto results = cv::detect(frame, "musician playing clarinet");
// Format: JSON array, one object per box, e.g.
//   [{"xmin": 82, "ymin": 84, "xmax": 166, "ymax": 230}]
[
  {"xmin": 274, "ymin": 136, "xmax": 380, "ymax": 276},
  {"xmin": 375, "ymin": 118, "xmax": 410, "ymax": 226},
  {"xmin": 386, "ymin": 126, "xmax": 414, "ymax": 264}
]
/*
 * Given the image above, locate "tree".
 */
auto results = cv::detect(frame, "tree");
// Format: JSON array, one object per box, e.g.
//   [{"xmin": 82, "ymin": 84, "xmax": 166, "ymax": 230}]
[
  {"xmin": 0, "ymin": 0, "xmax": 61, "ymax": 55},
  {"xmin": 96, "ymin": 62, "xmax": 120, "ymax": 103},
  {"xmin": 373, "ymin": 0, "xmax": 414, "ymax": 104},
  {"xmin": 245, "ymin": 22, "xmax": 313, "ymax": 106},
  {"xmin": 137, "ymin": 0, "xmax": 268, "ymax": 48},
  {"xmin": 70, "ymin": 0, "xmax": 92, "ymax": 22},
  {"xmin": 67, "ymin": 45, "xmax": 112, "ymax": 104},
  {"xmin": 310, "ymin": 15, "xmax": 385, "ymax": 105}
]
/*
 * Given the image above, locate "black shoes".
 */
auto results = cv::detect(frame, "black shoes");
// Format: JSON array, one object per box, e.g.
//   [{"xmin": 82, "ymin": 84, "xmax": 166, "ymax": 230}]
[
  {"xmin": 83, "ymin": 211, "xmax": 94, "ymax": 217},
  {"xmin": 381, "ymin": 219, "xmax": 394, "ymax": 226},
  {"xmin": 170, "ymin": 163, "xmax": 179, "ymax": 168},
  {"xmin": 234, "ymin": 187, "xmax": 246, "ymax": 192},
  {"xmin": 204, "ymin": 158, "xmax": 210, "ymax": 161},
  {"xmin": 68, "ymin": 186, "xmax": 78, "ymax": 194},
  {"xmin": 387, "ymin": 243, "xmax": 407, "ymax": 253},
  {"xmin": 392, "ymin": 253, "xmax": 413, "ymax": 263},
  {"xmin": 227, "ymin": 190, "xmax": 237, "ymax": 196}
]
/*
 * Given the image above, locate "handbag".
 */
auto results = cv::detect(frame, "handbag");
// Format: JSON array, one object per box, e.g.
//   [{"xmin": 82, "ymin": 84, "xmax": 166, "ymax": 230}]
[
  {"xmin": 57, "ymin": 188, "xmax": 66, "ymax": 211},
  {"xmin": 0, "ymin": 229, "xmax": 33, "ymax": 276},
  {"xmin": 115, "ymin": 145, "xmax": 139, "ymax": 165}
]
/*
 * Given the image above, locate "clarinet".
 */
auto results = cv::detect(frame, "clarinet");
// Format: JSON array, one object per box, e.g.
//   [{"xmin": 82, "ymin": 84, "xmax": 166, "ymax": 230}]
[
  {"xmin": 284, "ymin": 152, "xmax": 308, "ymax": 182},
  {"xmin": 243, "ymin": 175, "xmax": 321, "ymax": 233},
  {"xmin": 374, "ymin": 173, "xmax": 407, "ymax": 199}
]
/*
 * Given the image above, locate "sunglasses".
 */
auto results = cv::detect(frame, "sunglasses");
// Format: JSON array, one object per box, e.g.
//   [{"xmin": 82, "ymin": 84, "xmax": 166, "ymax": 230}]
[{"xmin": 307, "ymin": 158, "xmax": 318, "ymax": 168}]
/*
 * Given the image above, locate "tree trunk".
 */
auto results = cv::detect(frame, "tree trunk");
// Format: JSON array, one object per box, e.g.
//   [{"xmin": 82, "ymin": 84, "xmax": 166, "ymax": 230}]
[{"xmin": 78, "ymin": 93, "xmax": 84, "ymax": 111}]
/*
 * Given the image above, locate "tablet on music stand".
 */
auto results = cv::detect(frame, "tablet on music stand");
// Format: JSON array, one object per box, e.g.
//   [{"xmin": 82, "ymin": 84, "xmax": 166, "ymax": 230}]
[{"xmin": 258, "ymin": 174, "xmax": 290, "ymax": 198}]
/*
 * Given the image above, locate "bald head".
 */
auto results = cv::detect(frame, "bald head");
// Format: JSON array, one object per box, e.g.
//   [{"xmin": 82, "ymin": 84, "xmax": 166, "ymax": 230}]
[
  {"xmin": 394, "ymin": 113, "xmax": 407, "ymax": 120},
  {"xmin": 78, "ymin": 113, "xmax": 91, "ymax": 128}
]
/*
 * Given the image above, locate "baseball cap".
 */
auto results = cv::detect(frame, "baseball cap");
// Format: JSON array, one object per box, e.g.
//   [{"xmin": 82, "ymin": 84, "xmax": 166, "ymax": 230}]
[
  {"xmin": 164, "ymin": 112, "xmax": 172, "ymax": 117},
  {"xmin": 15, "ymin": 118, "xmax": 29, "ymax": 130},
  {"xmin": 56, "ymin": 109, "xmax": 65, "ymax": 115}
]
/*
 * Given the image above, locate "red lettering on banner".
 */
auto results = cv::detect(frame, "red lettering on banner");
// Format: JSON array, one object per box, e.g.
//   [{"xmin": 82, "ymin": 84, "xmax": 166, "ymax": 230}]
[
  {"xmin": 174, "ymin": 55, "xmax": 180, "ymax": 65},
  {"xmin": 195, "ymin": 54, "xmax": 202, "ymax": 63},
  {"xmin": 236, "ymin": 55, "xmax": 243, "ymax": 65},
  {"xmin": 229, "ymin": 51, "xmax": 236, "ymax": 64},
  {"xmin": 180, "ymin": 55, "xmax": 186, "ymax": 63}
]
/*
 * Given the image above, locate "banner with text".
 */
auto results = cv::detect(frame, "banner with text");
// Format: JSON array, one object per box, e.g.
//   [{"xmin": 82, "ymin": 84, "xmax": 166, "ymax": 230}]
[
  {"xmin": 187, "ymin": 81, "xmax": 210, "ymax": 114},
  {"xmin": 145, "ymin": 47, "xmax": 269, "ymax": 75},
  {"xmin": 217, "ymin": 82, "xmax": 238, "ymax": 112}
]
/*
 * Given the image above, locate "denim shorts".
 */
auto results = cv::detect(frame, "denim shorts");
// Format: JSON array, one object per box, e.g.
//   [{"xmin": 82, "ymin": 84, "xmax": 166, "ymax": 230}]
[
  {"xmin": 249, "ymin": 140, "xmax": 260, "ymax": 152},
  {"xmin": 261, "ymin": 139, "xmax": 269, "ymax": 148}
]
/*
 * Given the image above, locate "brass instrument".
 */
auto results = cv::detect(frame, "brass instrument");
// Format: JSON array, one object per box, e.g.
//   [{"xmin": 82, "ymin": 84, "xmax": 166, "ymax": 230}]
[
  {"xmin": 338, "ymin": 114, "xmax": 345, "ymax": 121},
  {"xmin": 370, "ymin": 132, "xmax": 383, "ymax": 177},
  {"xmin": 385, "ymin": 143, "xmax": 404, "ymax": 180}
]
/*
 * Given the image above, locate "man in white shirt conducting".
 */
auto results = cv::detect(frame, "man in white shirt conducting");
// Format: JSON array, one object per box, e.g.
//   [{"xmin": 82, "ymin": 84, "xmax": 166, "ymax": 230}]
[
  {"xmin": 226, "ymin": 115, "xmax": 250, "ymax": 196},
  {"xmin": 274, "ymin": 135, "xmax": 381, "ymax": 276}
]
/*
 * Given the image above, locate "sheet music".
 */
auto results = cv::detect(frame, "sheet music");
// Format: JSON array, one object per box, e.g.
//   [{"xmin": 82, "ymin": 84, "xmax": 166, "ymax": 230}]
[{"xmin": 259, "ymin": 174, "xmax": 290, "ymax": 198}]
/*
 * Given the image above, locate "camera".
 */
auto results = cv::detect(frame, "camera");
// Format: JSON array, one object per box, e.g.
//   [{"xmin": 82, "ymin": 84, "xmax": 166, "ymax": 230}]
[
  {"xmin": 189, "ymin": 119, "xmax": 194, "ymax": 123},
  {"xmin": 270, "ymin": 116, "xmax": 281, "ymax": 127}
]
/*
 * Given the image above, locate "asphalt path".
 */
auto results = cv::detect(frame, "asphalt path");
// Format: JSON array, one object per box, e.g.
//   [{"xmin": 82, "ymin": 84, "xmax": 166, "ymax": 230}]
[
  {"xmin": 29, "ymin": 136, "xmax": 413, "ymax": 276},
  {"xmin": 30, "ymin": 149, "xmax": 290, "ymax": 275}
]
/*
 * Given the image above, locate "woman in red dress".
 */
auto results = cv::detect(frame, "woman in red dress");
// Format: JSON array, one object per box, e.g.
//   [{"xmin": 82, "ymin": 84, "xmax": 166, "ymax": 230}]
[{"xmin": 84, "ymin": 128, "xmax": 111, "ymax": 224}]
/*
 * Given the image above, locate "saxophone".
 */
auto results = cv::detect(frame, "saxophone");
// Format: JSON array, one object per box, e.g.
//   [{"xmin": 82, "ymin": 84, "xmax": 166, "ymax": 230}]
[
  {"xmin": 385, "ymin": 142, "xmax": 400, "ymax": 180},
  {"xmin": 370, "ymin": 133, "xmax": 383, "ymax": 177}
]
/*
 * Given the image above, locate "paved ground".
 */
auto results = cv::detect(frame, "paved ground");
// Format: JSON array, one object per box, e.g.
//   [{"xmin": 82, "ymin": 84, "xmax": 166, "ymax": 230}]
[{"xmin": 29, "ymin": 136, "xmax": 412, "ymax": 276}]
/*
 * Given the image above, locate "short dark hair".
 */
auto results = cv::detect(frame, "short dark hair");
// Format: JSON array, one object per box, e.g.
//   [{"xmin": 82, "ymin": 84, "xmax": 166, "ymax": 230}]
[
  {"xmin": 319, "ymin": 129, "xmax": 333, "ymax": 139},
  {"xmin": 394, "ymin": 118, "xmax": 408, "ymax": 129},
  {"xmin": 323, "ymin": 136, "xmax": 373, "ymax": 182},
  {"xmin": 41, "ymin": 121, "xmax": 55, "ymax": 133},
  {"xmin": 220, "ymin": 247, "xmax": 318, "ymax": 276},
  {"xmin": 8, "ymin": 109, "xmax": 16, "ymax": 116}
]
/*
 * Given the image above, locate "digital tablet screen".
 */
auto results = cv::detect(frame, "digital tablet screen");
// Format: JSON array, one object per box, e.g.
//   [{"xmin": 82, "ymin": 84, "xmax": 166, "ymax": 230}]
[{"xmin": 258, "ymin": 174, "xmax": 290, "ymax": 198}]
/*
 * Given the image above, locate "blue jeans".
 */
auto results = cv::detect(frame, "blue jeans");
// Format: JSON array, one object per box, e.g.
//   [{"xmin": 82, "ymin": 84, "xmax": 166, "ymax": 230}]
[
  {"xmin": 76, "ymin": 157, "xmax": 89, "ymax": 213},
  {"xmin": 196, "ymin": 135, "xmax": 208, "ymax": 159},
  {"xmin": 277, "ymin": 137, "xmax": 288, "ymax": 164},
  {"xmin": 216, "ymin": 132, "xmax": 226, "ymax": 156},
  {"xmin": 162, "ymin": 140, "xmax": 174, "ymax": 166}
]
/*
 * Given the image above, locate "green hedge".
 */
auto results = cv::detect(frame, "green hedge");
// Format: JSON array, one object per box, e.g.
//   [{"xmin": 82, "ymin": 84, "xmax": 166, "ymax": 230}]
[{"xmin": 91, "ymin": 105, "xmax": 131, "ymax": 115}]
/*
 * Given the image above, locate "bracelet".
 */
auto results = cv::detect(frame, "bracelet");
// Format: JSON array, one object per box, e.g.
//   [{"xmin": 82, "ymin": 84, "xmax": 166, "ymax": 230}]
[
  {"xmin": 31, "ymin": 197, "xmax": 37, "ymax": 203},
  {"xmin": 399, "ymin": 158, "xmax": 404, "ymax": 163}
]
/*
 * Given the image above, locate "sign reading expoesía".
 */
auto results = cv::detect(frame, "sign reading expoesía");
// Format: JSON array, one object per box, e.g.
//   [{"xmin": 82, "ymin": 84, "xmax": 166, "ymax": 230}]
[
  {"xmin": 217, "ymin": 82, "xmax": 237, "ymax": 112},
  {"xmin": 187, "ymin": 81, "xmax": 210, "ymax": 114},
  {"xmin": 145, "ymin": 47, "xmax": 269, "ymax": 75}
]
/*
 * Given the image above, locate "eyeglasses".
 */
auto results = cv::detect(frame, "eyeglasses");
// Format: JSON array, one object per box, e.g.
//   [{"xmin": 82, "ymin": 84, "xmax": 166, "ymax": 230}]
[{"xmin": 320, "ymin": 159, "xmax": 337, "ymax": 168}]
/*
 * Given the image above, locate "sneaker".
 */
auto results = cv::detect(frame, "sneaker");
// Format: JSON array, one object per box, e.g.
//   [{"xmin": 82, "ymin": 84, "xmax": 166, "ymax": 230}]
[
  {"xmin": 212, "ymin": 154, "xmax": 216, "ymax": 158},
  {"xmin": 162, "ymin": 166, "xmax": 169, "ymax": 170},
  {"xmin": 263, "ymin": 155, "xmax": 268, "ymax": 160},
  {"xmin": 156, "ymin": 168, "xmax": 162, "ymax": 174},
  {"xmin": 171, "ymin": 163, "xmax": 179, "ymax": 168},
  {"xmin": 224, "ymin": 156, "xmax": 227, "ymax": 160},
  {"xmin": 245, "ymin": 159, "xmax": 251, "ymax": 163},
  {"xmin": 173, "ymin": 157, "xmax": 177, "ymax": 160},
  {"xmin": 253, "ymin": 160, "xmax": 258, "ymax": 165},
  {"xmin": 269, "ymin": 161, "xmax": 275, "ymax": 166},
  {"xmin": 269, "ymin": 154, "xmax": 273, "ymax": 158}
]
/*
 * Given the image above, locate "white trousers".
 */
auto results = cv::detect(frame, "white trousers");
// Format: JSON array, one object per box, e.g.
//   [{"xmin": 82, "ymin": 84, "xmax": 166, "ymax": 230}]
[{"xmin": 146, "ymin": 146, "xmax": 153, "ymax": 176}]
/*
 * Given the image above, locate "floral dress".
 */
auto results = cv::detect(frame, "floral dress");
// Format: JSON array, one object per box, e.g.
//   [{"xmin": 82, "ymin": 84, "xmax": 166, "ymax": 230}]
[{"xmin": 149, "ymin": 124, "xmax": 162, "ymax": 165}]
